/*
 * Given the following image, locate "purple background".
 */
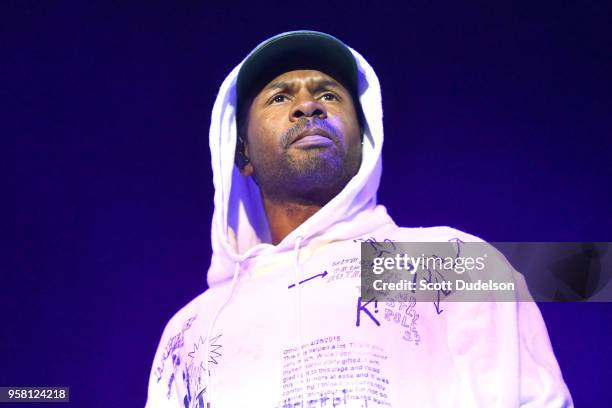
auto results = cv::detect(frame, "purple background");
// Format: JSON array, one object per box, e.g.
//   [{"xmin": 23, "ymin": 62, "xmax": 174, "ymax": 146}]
[{"xmin": 5, "ymin": 1, "xmax": 611, "ymax": 406}]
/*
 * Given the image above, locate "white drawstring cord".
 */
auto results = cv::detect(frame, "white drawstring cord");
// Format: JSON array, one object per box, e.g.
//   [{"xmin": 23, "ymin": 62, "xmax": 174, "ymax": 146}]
[
  {"xmin": 293, "ymin": 236, "xmax": 308, "ymax": 405},
  {"xmin": 202, "ymin": 261, "xmax": 241, "ymax": 408}
]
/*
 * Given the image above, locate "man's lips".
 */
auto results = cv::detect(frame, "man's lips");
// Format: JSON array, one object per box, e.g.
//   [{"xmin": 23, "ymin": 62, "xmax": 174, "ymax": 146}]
[{"xmin": 291, "ymin": 128, "xmax": 334, "ymax": 148}]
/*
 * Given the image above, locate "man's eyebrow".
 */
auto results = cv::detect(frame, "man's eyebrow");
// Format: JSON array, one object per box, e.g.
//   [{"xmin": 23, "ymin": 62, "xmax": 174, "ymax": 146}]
[
  {"xmin": 264, "ymin": 80, "xmax": 292, "ymax": 91},
  {"xmin": 311, "ymin": 79, "xmax": 342, "ymax": 90}
]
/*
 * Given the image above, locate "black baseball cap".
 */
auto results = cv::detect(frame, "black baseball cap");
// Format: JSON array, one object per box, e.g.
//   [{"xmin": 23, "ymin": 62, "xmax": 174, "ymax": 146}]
[{"xmin": 236, "ymin": 31, "xmax": 359, "ymax": 116}]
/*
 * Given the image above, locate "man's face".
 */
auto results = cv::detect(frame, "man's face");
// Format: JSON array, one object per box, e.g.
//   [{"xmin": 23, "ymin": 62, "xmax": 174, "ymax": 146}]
[{"xmin": 240, "ymin": 69, "xmax": 362, "ymax": 205}]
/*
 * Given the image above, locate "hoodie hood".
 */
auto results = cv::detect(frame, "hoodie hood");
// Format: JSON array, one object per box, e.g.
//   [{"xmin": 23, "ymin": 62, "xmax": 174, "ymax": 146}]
[{"xmin": 207, "ymin": 35, "xmax": 391, "ymax": 287}]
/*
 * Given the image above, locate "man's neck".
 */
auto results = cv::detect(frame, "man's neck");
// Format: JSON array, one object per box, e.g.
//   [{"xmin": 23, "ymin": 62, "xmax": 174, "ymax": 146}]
[{"xmin": 262, "ymin": 196, "xmax": 323, "ymax": 245}]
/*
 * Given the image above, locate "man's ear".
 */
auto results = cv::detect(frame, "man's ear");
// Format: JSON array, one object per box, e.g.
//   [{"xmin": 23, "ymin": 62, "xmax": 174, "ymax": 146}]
[{"xmin": 235, "ymin": 136, "xmax": 254, "ymax": 177}]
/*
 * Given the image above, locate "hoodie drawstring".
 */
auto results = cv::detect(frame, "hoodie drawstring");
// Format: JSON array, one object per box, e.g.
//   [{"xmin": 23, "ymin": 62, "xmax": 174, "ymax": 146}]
[
  {"xmin": 203, "ymin": 261, "xmax": 241, "ymax": 408},
  {"xmin": 202, "ymin": 236, "xmax": 307, "ymax": 407},
  {"xmin": 293, "ymin": 236, "xmax": 308, "ymax": 404}
]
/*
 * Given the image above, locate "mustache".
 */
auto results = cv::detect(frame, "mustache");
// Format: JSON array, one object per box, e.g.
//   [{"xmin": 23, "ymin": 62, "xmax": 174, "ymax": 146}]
[{"xmin": 280, "ymin": 118, "xmax": 341, "ymax": 148}]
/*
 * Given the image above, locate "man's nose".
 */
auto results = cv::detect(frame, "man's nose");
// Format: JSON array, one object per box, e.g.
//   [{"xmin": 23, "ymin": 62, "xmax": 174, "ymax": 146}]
[{"xmin": 290, "ymin": 95, "xmax": 327, "ymax": 121}]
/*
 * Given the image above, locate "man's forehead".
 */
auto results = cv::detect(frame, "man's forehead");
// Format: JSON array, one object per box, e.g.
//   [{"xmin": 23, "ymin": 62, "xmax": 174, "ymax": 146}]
[{"xmin": 259, "ymin": 70, "xmax": 346, "ymax": 94}]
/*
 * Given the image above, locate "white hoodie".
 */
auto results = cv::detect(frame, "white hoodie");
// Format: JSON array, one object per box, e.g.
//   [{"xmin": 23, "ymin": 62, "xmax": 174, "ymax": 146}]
[{"xmin": 146, "ymin": 39, "xmax": 573, "ymax": 408}]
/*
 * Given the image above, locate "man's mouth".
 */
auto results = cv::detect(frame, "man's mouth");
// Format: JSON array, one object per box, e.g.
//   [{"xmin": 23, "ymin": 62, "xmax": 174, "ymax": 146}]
[{"xmin": 291, "ymin": 128, "xmax": 334, "ymax": 148}]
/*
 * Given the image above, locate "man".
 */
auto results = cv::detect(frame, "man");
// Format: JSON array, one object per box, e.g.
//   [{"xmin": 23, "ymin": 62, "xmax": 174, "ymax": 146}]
[{"xmin": 146, "ymin": 31, "xmax": 572, "ymax": 407}]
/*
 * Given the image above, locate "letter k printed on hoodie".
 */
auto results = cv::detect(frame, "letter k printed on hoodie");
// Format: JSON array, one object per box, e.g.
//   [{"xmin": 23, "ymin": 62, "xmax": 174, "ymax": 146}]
[{"xmin": 145, "ymin": 34, "xmax": 573, "ymax": 408}]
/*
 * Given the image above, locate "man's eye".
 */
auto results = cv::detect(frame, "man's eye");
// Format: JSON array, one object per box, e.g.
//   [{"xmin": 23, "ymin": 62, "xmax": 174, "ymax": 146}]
[
  {"xmin": 321, "ymin": 93, "xmax": 338, "ymax": 101},
  {"xmin": 271, "ymin": 94, "xmax": 288, "ymax": 103}
]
